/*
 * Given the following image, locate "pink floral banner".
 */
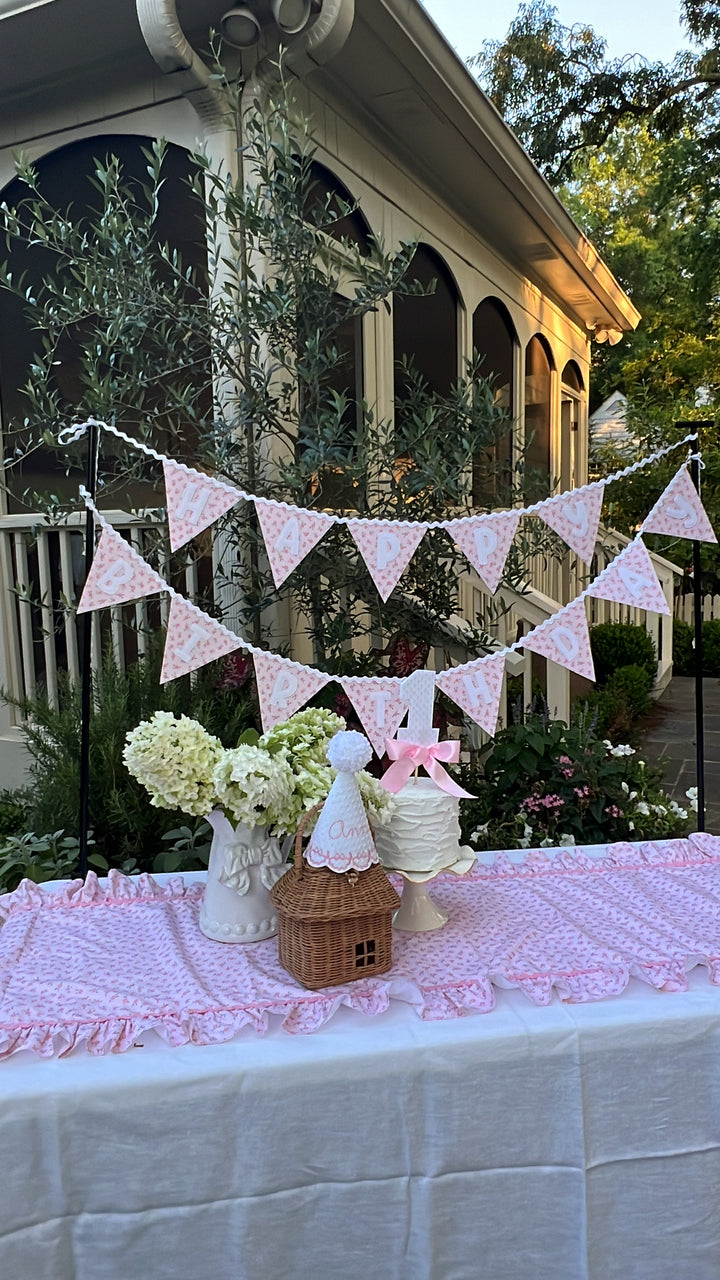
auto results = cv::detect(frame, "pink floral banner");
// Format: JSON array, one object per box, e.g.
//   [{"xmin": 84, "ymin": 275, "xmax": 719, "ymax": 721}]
[
  {"xmin": 347, "ymin": 518, "xmax": 427, "ymax": 601},
  {"xmin": 253, "ymin": 651, "xmax": 330, "ymax": 732},
  {"xmin": 435, "ymin": 652, "xmax": 506, "ymax": 736},
  {"xmin": 641, "ymin": 466, "xmax": 717, "ymax": 544},
  {"xmin": 160, "ymin": 594, "xmax": 241, "ymax": 683},
  {"xmin": 523, "ymin": 599, "xmax": 595, "ymax": 680},
  {"xmin": 255, "ymin": 499, "xmax": 334, "ymax": 587},
  {"xmin": 445, "ymin": 512, "xmax": 520, "ymax": 594},
  {"xmin": 587, "ymin": 537, "xmax": 670, "ymax": 615},
  {"xmin": 537, "ymin": 484, "xmax": 604, "ymax": 565},
  {"xmin": 341, "ymin": 676, "xmax": 408, "ymax": 756},
  {"xmin": 163, "ymin": 460, "xmax": 239, "ymax": 552},
  {"xmin": 77, "ymin": 527, "xmax": 164, "ymax": 614}
]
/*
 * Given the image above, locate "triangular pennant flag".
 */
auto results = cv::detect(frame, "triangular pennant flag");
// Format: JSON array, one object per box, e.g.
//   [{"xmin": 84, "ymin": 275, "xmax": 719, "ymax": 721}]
[
  {"xmin": 435, "ymin": 652, "xmax": 506, "ymax": 736},
  {"xmin": 445, "ymin": 512, "xmax": 520, "ymax": 593},
  {"xmin": 253, "ymin": 651, "xmax": 331, "ymax": 732},
  {"xmin": 341, "ymin": 676, "xmax": 408, "ymax": 756},
  {"xmin": 587, "ymin": 537, "xmax": 670, "ymax": 615},
  {"xmin": 255, "ymin": 499, "xmax": 335, "ymax": 587},
  {"xmin": 77, "ymin": 527, "xmax": 164, "ymax": 613},
  {"xmin": 163, "ymin": 460, "xmax": 240, "ymax": 552},
  {"xmin": 523, "ymin": 599, "xmax": 595, "ymax": 680},
  {"xmin": 347, "ymin": 518, "xmax": 427, "ymax": 601},
  {"xmin": 537, "ymin": 484, "xmax": 604, "ymax": 564},
  {"xmin": 641, "ymin": 466, "xmax": 717, "ymax": 544},
  {"xmin": 160, "ymin": 595, "xmax": 241, "ymax": 683}
]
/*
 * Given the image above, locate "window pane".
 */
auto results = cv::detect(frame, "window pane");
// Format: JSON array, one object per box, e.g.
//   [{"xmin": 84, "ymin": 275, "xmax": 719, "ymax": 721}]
[
  {"xmin": 472, "ymin": 297, "xmax": 515, "ymax": 507},
  {"xmin": 524, "ymin": 336, "xmax": 552, "ymax": 496},
  {"xmin": 393, "ymin": 244, "xmax": 458, "ymax": 400}
]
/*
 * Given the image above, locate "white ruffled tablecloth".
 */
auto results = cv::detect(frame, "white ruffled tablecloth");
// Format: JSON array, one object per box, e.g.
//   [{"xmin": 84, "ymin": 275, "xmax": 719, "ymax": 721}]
[{"xmin": 1, "ymin": 833, "xmax": 720, "ymax": 1059}]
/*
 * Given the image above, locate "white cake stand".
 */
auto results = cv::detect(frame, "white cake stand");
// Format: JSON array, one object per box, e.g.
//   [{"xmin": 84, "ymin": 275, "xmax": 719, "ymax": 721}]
[{"xmin": 391, "ymin": 848, "xmax": 476, "ymax": 932}]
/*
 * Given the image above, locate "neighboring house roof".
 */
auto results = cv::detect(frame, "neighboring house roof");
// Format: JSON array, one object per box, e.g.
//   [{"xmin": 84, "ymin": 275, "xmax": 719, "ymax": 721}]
[
  {"xmin": 589, "ymin": 392, "xmax": 632, "ymax": 447},
  {"xmin": 0, "ymin": 0, "xmax": 639, "ymax": 339}
]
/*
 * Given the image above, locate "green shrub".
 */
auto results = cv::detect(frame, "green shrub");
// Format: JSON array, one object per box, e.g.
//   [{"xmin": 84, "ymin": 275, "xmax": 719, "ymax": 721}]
[
  {"xmin": 0, "ymin": 790, "xmax": 30, "ymax": 840},
  {"xmin": 3, "ymin": 637, "xmax": 257, "ymax": 871},
  {"xmin": 673, "ymin": 618, "xmax": 694, "ymax": 676},
  {"xmin": 702, "ymin": 618, "xmax": 720, "ymax": 677},
  {"xmin": 590, "ymin": 621, "xmax": 656, "ymax": 686},
  {"xmin": 457, "ymin": 711, "xmax": 688, "ymax": 850}
]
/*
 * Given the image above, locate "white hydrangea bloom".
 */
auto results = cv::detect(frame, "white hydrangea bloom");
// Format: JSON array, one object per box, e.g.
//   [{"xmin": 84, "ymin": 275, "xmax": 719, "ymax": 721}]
[
  {"xmin": 213, "ymin": 745, "xmax": 295, "ymax": 827},
  {"xmin": 123, "ymin": 711, "xmax": 223, "ymax": 817}
]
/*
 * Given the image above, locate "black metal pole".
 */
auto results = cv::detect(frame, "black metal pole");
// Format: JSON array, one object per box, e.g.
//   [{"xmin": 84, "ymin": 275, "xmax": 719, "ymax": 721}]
[
  {"xmin": 690, "ymin": 442, "xmax": 705, "ymax": 832},
  {"xmin": 78, "ymin": 420, "xmax": 99, "ymax": 878}
]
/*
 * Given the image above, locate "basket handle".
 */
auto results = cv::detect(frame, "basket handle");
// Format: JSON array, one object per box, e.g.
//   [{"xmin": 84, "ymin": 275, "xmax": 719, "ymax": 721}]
[{"xmin": 293, "ymin": 802, "xmax": 323, "ymax": 876}]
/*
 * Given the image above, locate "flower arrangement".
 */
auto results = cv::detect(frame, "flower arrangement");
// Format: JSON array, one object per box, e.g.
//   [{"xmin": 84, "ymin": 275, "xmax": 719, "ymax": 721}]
[
  {"xmin": 124, "ymin": 707, "xmax": 394, "ymax": 836},
  {"xmin": 458, "ymin": 713, "xmax": 690, "ymax": 850}
]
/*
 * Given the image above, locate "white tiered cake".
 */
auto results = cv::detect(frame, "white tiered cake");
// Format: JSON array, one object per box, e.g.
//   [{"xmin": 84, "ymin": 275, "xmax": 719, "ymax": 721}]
[{"xmin": 374, "ymin": 777, "xmax": 474, "ymax": 877}]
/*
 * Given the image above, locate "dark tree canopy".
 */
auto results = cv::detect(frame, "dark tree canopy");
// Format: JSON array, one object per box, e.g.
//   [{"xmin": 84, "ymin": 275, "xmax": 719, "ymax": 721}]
[{"xmin": 474, "ymin": 0, "xmax": 720, "ymax": 184}]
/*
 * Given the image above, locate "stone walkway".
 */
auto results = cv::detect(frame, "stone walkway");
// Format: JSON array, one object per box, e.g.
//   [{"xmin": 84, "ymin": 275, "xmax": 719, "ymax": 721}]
[{"xmin": 640, "ymin": 677, "xmax": 720, "ymax": 833}]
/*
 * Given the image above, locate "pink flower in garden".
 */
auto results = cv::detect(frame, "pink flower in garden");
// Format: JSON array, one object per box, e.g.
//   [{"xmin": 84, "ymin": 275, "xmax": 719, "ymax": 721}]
[
  {"xmin": 574, "ymin": 786, "xmax": 591, "ymax": 799},
  {"xmin": 605, "ymin": 804, "xmax": 623, "ymax": 818}
]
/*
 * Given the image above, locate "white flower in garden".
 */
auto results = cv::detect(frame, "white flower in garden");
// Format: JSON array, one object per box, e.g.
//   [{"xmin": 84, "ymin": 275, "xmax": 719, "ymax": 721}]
[
  {"xmin": 621, "ymin": 781, "xmax": 629, "ymax": 795},
  {"xmin": 635, "ymin": 801, "xmax": 650, "ymax": 816},
  {"xmin": 123, "ymin": 711, "xmax": 224, "ymax": 817},
  {"xmin": 603, "ymin": 740, "xmax": 613, "ymax": 750},
  {"xmin": 540, "ymin": 837, "xmax": 554, "ymax": 847},
  {"xmin": 558, "ymin": 833, "xmax": 576, "ymax": 846},
  {"xmin": 471, "ymin": 822, "xmax": 490, "ymax": 841},
  {"xmin": 213, "ymin": 745, "xmax": 295, "ymax": 827},
  {"xmin": 610, "ymin": 744, "xmax": 635, "ymax": 758},
  {"xmin": 652, "ymin": 803, "xmax": 667, "ymax": 816},
  {"xmin": 685, "ymin": 787, "xmax": 699, "ymax": 813},
  {"xmin": 628, "ymin": 821, "xmax": 635, "ymax": 831},
  {"xmin": 669, "ymin": 800, "xmax": 688, "ymax": 820}
]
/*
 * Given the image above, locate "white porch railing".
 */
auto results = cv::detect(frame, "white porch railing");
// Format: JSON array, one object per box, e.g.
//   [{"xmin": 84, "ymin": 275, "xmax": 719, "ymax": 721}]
[{"xmin": 0, "ymin": 512, "xmax": 679, "ymax": 783}]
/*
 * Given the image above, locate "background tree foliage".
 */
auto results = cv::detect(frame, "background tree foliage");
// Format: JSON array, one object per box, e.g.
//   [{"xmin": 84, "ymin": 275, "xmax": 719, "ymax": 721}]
[{"xmin": 476, "ymin": 1, "xmax": 720, "ymax": 588}]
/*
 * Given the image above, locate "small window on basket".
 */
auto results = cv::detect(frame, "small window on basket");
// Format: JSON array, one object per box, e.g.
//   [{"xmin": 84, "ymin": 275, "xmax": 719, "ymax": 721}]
[{"xmin": 354, "ymin": 940, "xmax": 376, "ymax": 968}]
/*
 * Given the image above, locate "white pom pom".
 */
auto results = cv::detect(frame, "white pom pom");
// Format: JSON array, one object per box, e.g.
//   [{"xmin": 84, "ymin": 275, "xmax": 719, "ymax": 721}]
[{"xmin": 326, "ymin": 729, "xmax": 372, "ymax": 773}]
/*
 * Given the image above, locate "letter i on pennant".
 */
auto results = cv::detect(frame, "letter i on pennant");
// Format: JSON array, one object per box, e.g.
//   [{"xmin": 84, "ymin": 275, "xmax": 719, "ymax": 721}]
[{"xmin": 160, "ymin": 595, "xmax": 241, "ymax": 682}]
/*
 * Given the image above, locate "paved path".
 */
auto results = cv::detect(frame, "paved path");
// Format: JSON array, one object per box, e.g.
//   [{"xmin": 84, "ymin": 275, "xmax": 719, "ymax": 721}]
[{"xmin": 640, "ymin": 677, "xmax": 720, "ymax": 833}]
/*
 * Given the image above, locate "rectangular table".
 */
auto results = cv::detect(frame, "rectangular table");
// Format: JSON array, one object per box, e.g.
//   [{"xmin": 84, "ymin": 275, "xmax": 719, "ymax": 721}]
[{"xmin": 1, "ymin": 869, "xmax": 720, "ymax": 1279}]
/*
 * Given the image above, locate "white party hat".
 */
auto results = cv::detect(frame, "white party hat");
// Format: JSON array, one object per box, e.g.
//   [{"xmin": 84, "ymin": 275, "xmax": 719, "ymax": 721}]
[{"xmin": 305, "ymin": 731, "xmax": 378, "ymax": 873}]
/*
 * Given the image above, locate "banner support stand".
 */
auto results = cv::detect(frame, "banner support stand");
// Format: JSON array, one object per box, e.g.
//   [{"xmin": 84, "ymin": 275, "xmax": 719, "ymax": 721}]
[
  {"xmin": 675, "ymin": 420, "xmax": 712, "ymax": 833},
  {"xmin": 78, "ymin": 419, "xmax": 99, "ymax": 878}
]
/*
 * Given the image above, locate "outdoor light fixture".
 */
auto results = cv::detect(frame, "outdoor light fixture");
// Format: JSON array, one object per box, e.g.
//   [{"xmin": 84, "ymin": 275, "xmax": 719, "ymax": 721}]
[
  {"xmin": 220, "ymin": 5, "xmax": 261, "ymax": 46},
  {"xmin": 271, "ymin": 0, "xmax": 311, "ymax": 33},
  {"xmin": 593, "ymin": 325, "xmax": 623, "ymax": 346}
]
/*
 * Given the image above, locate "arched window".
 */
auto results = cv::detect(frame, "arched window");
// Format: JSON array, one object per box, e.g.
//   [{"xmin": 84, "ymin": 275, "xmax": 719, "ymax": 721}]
[
  {"xmin": 524, "ymin": 336, "xmax": 554, "ymax": 496},
  {"xmin": 0, "ymin": 135, "xmax": 206, "ymax": 511},
  {"xmin": 304, "ymin": 160, "xmax": 372, "ymax": 254},
  {"xmin": 472, "ymin": 297, "xmax": 516, "ymax": 507},
  {"xmin": 561, "ymin": 361, "xmax": 584, "ymax": 490},
  {"xmin": 393, "ymin": 243, "xmax": 458, "ymax": 402}
]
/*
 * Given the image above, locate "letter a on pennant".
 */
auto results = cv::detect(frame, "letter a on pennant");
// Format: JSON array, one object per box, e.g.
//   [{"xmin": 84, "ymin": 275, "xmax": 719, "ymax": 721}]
[
  {"xmin": 255, "ymin": 499, "xmax": 334, "ymax": 587},
  {"xmin": 435, "ymin": 653, "xmax": 506, "ymax": 736},
  {"xmin": 347, "ymin": 518, "xmax": 427, "ymax": 601},
  {"xmin": 587, "ymin": 537, "xmax": 670, "ymax": 615},
  {"xmin": 340, "ymin": 676, "xmax": 409, "ymax": 756},
  {"xmin": 253, "ymin": 651, "xmax": 330, "ymax": 732},
  {"xmin": 523, "ymin": 599, "xmax": 595, "ymax": 680},
  {"xmin": 163, "ymin": 460, "xmax": 239, "ymax": 552},
  {"xmin": 537, "ymin": 484, "xmax": 604, "ymax": 565},
  {"xmin": 445, "ymin": 512, "xmax": 520, "ymax": 594},
  {"xmin": 77, "ymin": 527, "xmax": 164, "ymax": 613},
  {"xmin": 641, "ymin": 466, "xmax": 717, "ymax": 544},
  {"xmin": 160, "ymin": 595, "xmax": 241, "ymax": 683}
]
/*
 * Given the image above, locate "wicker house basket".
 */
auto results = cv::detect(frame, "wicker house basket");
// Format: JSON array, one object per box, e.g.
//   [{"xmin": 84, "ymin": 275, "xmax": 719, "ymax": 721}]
[{"xmin": 270, "ymin": 806, "xmax": 401, "ymax": 990}]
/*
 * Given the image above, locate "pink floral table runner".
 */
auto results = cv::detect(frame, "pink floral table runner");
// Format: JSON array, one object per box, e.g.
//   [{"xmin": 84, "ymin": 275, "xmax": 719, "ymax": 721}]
[{"xmin": 1, "ymin": 833, "xmax": 720, "ymax": 1058}]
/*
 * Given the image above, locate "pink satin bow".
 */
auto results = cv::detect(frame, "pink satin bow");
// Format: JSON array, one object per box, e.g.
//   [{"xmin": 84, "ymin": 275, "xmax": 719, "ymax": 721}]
[{"xmin": 382, "ymin": 739, "xmax": 474, "ymax": 798}]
